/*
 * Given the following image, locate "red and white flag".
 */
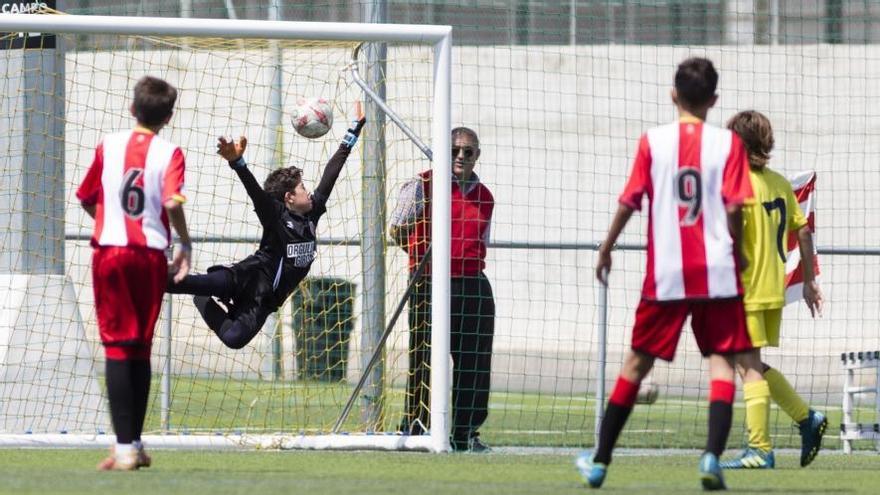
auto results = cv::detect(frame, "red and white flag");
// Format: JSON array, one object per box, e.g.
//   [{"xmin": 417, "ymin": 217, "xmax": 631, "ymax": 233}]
[{"xmin": 784, "ymin": 171, "xmax": 819, "ymax": 304}]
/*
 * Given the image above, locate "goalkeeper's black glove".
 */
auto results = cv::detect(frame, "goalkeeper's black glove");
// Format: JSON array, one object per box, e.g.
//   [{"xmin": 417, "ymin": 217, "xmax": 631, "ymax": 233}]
[{"xmin": 341, "ymin": 117, "xmax": 367, "ymax": 149}]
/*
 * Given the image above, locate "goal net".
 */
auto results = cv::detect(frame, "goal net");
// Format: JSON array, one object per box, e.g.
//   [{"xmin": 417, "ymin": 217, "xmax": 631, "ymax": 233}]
[
  {"xmin": 0, "ymin": 12, "xmax": 452, "ymax": 451},
  {"xmin": 3, "ymin": 4, "xmax": 879, "ymax": 455}
]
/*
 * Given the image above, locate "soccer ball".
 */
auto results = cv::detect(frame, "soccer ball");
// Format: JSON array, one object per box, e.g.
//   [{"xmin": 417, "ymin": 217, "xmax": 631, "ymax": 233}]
[
  {"xmin": 290, "ymin": 97, "xmax": 333, "ymax": 139},
  {"xmin": 636, "ymin": 382, "xmax": 659, "ymax": 405}
]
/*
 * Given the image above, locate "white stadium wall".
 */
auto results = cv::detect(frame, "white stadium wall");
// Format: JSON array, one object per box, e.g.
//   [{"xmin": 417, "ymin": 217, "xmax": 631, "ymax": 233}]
[{"xmin": 63, "ymin": 45, "xmax": 880, "ymax": 401}]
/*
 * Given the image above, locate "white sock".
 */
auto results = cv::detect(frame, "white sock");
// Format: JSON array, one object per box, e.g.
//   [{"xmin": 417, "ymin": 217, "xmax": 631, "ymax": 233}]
[
  {"xmin": 115, "ymin": 443, "xmax": 135, "ymax": 457},
  {"xmin": 132, "ymin": 440, "xmax": 143, "ymax": 451}
]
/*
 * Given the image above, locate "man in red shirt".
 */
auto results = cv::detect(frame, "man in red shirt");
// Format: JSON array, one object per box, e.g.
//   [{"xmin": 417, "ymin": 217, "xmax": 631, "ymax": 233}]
[
  {"xmin": 77, "ymin": 76, "xmax": 192, "ymax": 471},
  {"xmin": 390, "ymin": 127, "xmax": 495, "ymax": 452},
  {"xmin": 575, "ymin": 58, "xmax": 763, "ymax": 491}
]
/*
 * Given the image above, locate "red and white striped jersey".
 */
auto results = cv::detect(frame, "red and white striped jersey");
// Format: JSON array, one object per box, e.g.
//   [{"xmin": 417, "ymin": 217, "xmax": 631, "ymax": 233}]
[
  {"xmin": 76, "ymin": 128, "xmax": 186, "ymax": 251},
  {"xmin": 619, "ymin": 118, "xmax": 753, "ymax": 301}
]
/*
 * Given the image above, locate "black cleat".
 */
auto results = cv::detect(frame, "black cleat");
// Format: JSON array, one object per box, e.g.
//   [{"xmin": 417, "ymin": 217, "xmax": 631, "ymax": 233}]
[{"xmin": 451, "ymin": 436, "xmax": 490, "ymax": 453}]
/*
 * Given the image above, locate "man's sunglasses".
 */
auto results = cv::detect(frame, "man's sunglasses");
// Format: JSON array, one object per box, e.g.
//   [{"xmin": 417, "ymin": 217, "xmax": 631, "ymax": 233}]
[{"xmin": 452, "ymin": 146, "xmax": 477, "ymax": 159}]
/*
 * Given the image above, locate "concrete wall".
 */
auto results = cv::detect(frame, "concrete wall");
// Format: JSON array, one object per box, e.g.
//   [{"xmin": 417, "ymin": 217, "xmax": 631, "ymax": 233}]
[{"xmin": 61, "ymin": 44, "xmax": 880, "ymax": 404}]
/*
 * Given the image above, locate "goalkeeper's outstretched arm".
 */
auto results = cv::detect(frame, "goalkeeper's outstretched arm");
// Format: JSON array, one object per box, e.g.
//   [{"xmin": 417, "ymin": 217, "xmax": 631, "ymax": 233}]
[
  {"xmin": 217, "ymin": 135, "xmax": 283, "ymax": 227},
  {"xmin": 314, "ymin": 117, "xmax": 367, "ymax": 200}
]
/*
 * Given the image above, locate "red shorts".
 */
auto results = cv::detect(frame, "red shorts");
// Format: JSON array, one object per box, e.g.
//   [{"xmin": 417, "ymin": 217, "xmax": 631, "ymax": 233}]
[
  {"xmin": 92, "ymin": 246, "xmax": 167, "ymax": 360},
  {"xmin": 631, "ymin": 297, "xmax": 753, "ymax": 361}
]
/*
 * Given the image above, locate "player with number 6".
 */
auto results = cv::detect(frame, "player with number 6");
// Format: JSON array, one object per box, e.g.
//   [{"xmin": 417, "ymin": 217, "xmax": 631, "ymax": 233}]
[{"xmin": 77, "ymin": 76, "xmax": 193, "ymax": 471}]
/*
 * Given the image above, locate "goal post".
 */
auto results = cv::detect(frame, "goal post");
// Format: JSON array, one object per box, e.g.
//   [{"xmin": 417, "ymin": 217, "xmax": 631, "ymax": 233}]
[{"xmin": 0, "ymin": 12, "xmax": 452, "ymax": 453}]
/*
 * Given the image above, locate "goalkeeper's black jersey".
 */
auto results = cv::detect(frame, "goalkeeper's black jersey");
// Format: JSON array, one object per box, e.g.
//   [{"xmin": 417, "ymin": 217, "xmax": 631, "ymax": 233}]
[{"xmin": 211, "ymin": 144, "xmax": 352, "ymax": 310}]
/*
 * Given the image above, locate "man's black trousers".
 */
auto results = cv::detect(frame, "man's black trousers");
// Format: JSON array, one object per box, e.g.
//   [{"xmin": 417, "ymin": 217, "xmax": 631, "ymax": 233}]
[{"xmin": 403, "ymin": 272, "xmax": 495, "ymax": 442}]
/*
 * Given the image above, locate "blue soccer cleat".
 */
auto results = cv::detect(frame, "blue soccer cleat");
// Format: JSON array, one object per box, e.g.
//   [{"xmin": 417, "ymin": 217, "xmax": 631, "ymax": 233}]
[
  {"xmin": 699, "ymin": 452, "xmax": 727, "ymax": 491},
  {"xmin": 575, "ymin": 451, "xmax": 607, "ymax": 489},
  {"xmin": 719, "ymin": 447, "xmax": 775, "ymax": 469},
  {"xmin": 799, "ymin": 409, "xmax": 827, "ymax": 467}
]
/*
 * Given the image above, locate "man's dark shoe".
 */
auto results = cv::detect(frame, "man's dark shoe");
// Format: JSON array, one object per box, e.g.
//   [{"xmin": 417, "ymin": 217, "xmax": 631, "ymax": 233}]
[
  {"xmin": 451, "ymin": 436, "xmax": 490, "ymax": 453},
  {"xmin": 469, "ymin": 437, "xmax": 490, "ymax": 453}
]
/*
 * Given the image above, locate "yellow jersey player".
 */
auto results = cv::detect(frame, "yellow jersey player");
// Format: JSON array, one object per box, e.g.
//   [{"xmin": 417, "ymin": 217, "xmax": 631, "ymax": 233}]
[{"xmin": 721, "ymin": 110, "xmax": 826, "ymax": 470}]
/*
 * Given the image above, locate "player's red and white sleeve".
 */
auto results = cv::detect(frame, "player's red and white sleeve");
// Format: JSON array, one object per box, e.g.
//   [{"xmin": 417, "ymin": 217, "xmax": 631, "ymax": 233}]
[
  {"xmin": 76, "ymin": 142, "xmax": 104, "ymax": 206},
  {"xmin": 618, "ymin": 134, "xmax": 651, "ymax": 210},
  {"xmin": 162, "ymin": 147, "xmax": 187, "ymax": 204},
  {"xmin": 720, "ymin": 133, "xmax": 753, "ymax": 206}
]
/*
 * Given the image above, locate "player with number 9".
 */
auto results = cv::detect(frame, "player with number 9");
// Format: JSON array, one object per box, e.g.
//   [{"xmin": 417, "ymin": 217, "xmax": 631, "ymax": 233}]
[{"xmin": 576, "ymin": 57, "xmax": 763, "ymax": 491}]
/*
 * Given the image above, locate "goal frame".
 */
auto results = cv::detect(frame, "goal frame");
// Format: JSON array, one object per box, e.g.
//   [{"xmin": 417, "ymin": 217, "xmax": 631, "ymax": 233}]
[{"xmin": 0, "ymin": 13, "xmax": 453, "ymax": 453}]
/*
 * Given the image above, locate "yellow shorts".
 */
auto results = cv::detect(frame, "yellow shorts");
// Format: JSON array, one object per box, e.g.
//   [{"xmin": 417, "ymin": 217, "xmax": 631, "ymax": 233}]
[{"xmin": 745, "ymin": 308, "xmax": 782, "ymax": 348}]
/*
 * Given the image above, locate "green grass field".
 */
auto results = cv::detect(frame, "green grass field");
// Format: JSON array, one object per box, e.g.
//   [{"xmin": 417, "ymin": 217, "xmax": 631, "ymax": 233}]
[
  {"xmin": 147, "ymin": 376, "xmax": 872, "ymax": 450},
  {"xmin": 0, "ymin": 449, "xmax": 876, "ymax": 495},
  {"xmin": 23, "ymin": 376, "xmax": 865, "ymax": 494}
]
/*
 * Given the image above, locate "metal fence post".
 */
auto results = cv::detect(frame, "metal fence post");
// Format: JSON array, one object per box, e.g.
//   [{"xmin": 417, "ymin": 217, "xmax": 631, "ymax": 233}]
[
  {"xmin": 161, "ymin": 246, "xmax": 173, "ymax": 433},
  {"xmin": 595, "ymin": 270, "xmax": 608, "ymax": 448}
]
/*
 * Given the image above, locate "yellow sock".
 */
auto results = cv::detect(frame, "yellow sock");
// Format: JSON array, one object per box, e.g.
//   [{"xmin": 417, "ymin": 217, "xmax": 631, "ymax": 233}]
[
  {"xmin": 744, "ymin": 380, "xmax": 772, "ymax": 452},
  {"xmin": 764, "ymin": 367, "xmax": 809, "ymax": 424}
]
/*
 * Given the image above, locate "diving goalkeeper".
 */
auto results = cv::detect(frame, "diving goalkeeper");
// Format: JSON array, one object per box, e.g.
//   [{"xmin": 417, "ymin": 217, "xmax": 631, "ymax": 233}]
[{"xmin": 167, "ymin": 116, "xmax": 366, "ymax": 349}]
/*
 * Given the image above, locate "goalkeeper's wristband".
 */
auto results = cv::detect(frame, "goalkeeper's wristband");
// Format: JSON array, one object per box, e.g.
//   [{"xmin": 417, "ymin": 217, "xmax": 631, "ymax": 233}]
[
  {"xmin": 229, "ymin": 156, "xmax": 247, "ymax": 169},
  {"xmin": 178, "ymin": 242, "xmax": 192, "ymax": 253},
  {"xmin": 341, "ymin": 131, "xmax": 358, "ymax": 149},
  {"xmin": 341, "ymin": 117, "xmax": 367, "ymax": 149}
]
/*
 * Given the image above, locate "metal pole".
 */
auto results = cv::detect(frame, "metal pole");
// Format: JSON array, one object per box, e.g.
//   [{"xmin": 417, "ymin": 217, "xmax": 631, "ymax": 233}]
[
  {"xmin": 724, "ymin": 0, "xmax": 755, "ymax": 45},
  {"xmin": 607, "ymin": 1, "xmax": 615, "ymax": 45},
  {"xmin": 333, "ymin": 247, "xmax": 431, "ymax": 433},
  {"xmin": 223, "ymin": 0, "xmax": 238, "ymax": 19},
  {"xmin": 349, "ymin": 48, "xmax": 434, "ymax": 164},
  {"xmin": 359, "ymin": 0, "xmax": 388, "ymax": 429},
  {"xmin": 0, "ymin": 1, "xmax": 64, "ymax": 275},
  {"xmin": 0, "ymin": 15, "xmax": 453, "ymax": 43},
  {"xmin": 267, "ymin": 0, "xmax": 284, "ymax": 381},
  {"xmin": 349, "ymin": 49, "xmax": 432, "ymax": 160},
  {"xmin": 825, "ymin": 0, "xmax": 844, "ymax": 44},
  {"xmin": 429, "ymin": 31, "xmax": 452, "ymax": 454},
  {"xmin": 595, "ymin": 271, "xmax": 608, "ymax": 448},
  {"xmin": 769, "ymin": 0, "xmax": 780, "ymax": 45},
  {"xmin": 875, "ymin": 362, "xmax": 880, "ymax": 452},
  {"xmin": 161, "ymin": 248, "xmax": 173, "ymax": 432},
  {"xmin": 569, "ymin": 0, "xmax": 576, "ymax": 46},
  {"xmin": 843, "ymin": 365, "xmax": 853, "ymax": 454}
]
